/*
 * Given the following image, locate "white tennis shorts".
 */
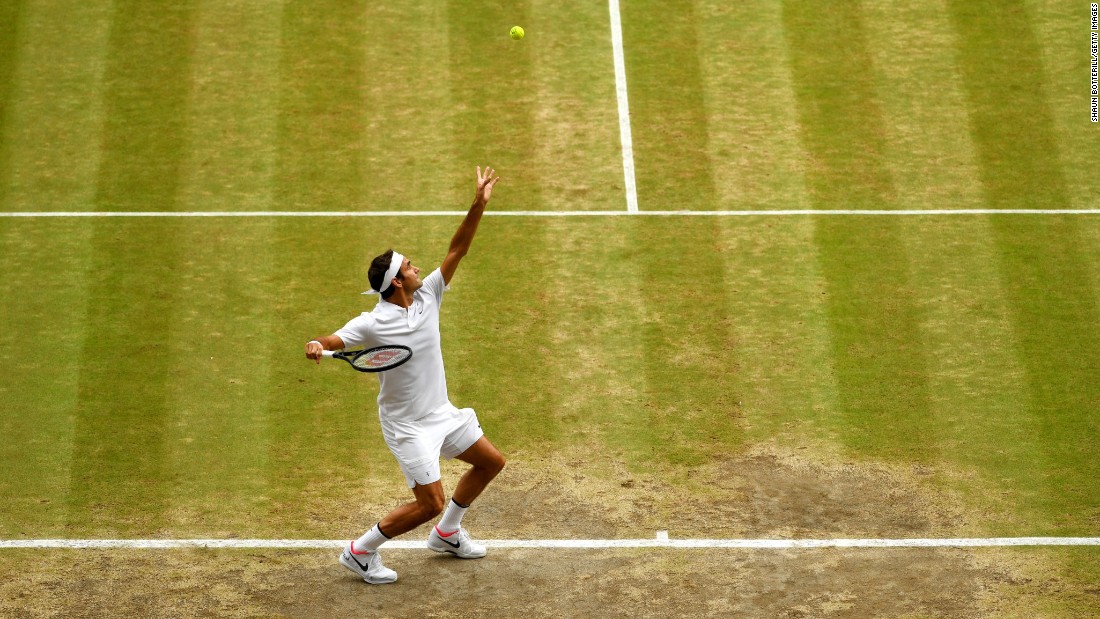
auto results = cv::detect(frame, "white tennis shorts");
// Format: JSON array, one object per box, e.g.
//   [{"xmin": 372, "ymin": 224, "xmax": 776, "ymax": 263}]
[{"xmin": 380, "ymin": 402, "xmax": 484, "ymax": 488}]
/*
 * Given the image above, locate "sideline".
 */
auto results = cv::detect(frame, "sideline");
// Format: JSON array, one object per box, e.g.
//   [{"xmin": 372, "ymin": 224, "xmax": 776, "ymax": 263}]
[{"xmin": 607, "ymin": 0, "xmax": 638, "ymax": 213}]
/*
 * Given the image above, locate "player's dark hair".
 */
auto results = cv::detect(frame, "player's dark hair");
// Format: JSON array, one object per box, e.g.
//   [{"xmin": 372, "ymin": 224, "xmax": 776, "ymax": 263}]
[{"xmin": 368, "ymin": 249, "xmax": 403, "ymax": 300}]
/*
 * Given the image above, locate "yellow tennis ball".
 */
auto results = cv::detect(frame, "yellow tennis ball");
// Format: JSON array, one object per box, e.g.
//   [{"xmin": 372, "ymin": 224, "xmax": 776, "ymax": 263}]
[{"xmin": 509, "ymin": 26, "xmax": 525, "ymax": 40}]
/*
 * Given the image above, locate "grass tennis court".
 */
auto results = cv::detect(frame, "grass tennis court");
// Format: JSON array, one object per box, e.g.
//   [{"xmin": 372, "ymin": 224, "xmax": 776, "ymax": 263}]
[{"xmin": 2, "ymin": 0, "xmax": 1099, "ymax": 617}]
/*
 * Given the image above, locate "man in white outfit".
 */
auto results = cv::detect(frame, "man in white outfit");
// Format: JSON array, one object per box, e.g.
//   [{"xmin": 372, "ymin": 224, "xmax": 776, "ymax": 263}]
[{"xmin": 306, "ymin": 166, "xmax": 505, "ymax": 584}]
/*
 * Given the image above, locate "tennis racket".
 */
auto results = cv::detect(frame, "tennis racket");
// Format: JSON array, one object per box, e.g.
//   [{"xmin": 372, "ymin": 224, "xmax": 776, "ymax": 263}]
[{"xmin": 322, "ymin": 345, "xmax": 413, "ymax": 372}]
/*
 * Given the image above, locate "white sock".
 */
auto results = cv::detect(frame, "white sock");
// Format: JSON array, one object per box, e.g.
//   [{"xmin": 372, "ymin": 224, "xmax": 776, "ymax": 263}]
[
  {"xmin": 352, "ymin": 523, "xmax": 389, "ymax": 554},
  {"xmin": 436, "ymin": 498, "xmax": 469, "ymax": 533}
]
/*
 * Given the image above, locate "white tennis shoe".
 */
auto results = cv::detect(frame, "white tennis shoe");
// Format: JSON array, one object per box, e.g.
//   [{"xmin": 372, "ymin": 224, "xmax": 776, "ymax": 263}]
[
  {"xmin": 427, "ymin": 526, "xmax": 487, "ymax": 559},
  {"xmin": 339, "ymin": 543, "xmax": 398, "ymax": 584}
]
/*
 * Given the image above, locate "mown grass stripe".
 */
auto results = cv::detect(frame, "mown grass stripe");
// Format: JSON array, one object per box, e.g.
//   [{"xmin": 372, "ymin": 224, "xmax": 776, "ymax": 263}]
[
  {"xmin": 1028, "ymin": 1, "xmax": 1100, "ymax": 209},
  {"xmin": 529, "ymin": 1, "xmax": 625, "ymax": 211},
  {"xmin": 66, "ymin": 3, "xmax": 199, "ymax": 535},
  {"xmin": 783, "ymin": 1, "xmax": 938, "ymax": 461},
  {"xmin": 0, "ymin": 220, "xmax": 95, "ymax": 535},
  {"xmin": 0, "ymin": 0, "xmax": 25, "ymax": 209},
  {"xmin": 0, "ymin": 2, "xmax": 112, "ymax": 213},
  {"xmin": 360, "ymin": 3, "xmax": 456, "ymax": 209},
  {"xmin": 947, "ymin": 1, "xmax": 1072, "ymax": 210},
  {"xmin": 441, "ymin": 2, "xmax": 565, "ymax": 448},
  {"xmin": 695, "ymin": 1, "xmax": 813, "ymax": 211},
  {"xmin": 445, "ymin": 219, "xmax": 564, "ymax": 449},
  {"xmin": 162, "ymin": 222, "xmax": 281, "ymax": 536},
  {"xmin": 536, "ymin": 218, "xmax": 648, "ymax": 480},
  {"xmin": 92, "ymin": 2, "xmax": 196, "ymax": 212},
  {"xmin": 598, "ymin": 0, "xmax": 752, "ymax": 474},
  {"xmin": 858, "ymin": 2, "xmax": 1023, "ymax": 530},
  {"xmin": 268, "ymin": 3, "xmax": 381, "ymax": 535},
  {"xmin": 693, "ymin": 1, "xmax": 833, "ymax": 455},
  {"xmin": 0, "ymin": 2, "xmax": 113, "ymax": 536},
  {"xmin": 948, "ymin": 0, "xmax": 1100, "ymax": 531},
  {"xmin": 163, "ymin": 1, "xmax": 285, "ymax": 535},
  {"xmin": 445, "ymin": 0, "xmax": 538, "ymax": 206},
  {"xmin": 65, "ymin": 214, "xmax": 188, "ymax": 538},
  {"xmin": 620, "ymin": 0, "xmax": 717, "ymax": 211},
  {"xmin": 718, "ymin": 217, "xmax": 841, "ymax": 451},
  {"xmin": 859, "ymin": 1, "xmax": 987, "ymax": 211},
  {"xmin": 274, "ymin": 0, "xmax": 368, "ymax": 212},
  {"xmin": 629, "ymin": 218, "xmax": 745, "ymax": 471},
  {"xmin": 177, "ymin": 0, "xmax": 283, "ymax": 213}
]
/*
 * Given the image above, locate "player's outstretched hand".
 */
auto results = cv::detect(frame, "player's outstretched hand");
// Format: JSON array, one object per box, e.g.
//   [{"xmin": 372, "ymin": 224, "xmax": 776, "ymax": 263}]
[{"xmin": 475, "ymin": 165, "xmax": 500, "ymax": 207}]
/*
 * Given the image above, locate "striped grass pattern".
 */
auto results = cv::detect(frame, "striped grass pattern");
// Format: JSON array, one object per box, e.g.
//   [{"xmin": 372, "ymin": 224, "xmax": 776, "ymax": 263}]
[{"xmin": 1, "ymin": 0, "xmax": 1098, "ymax": 613}]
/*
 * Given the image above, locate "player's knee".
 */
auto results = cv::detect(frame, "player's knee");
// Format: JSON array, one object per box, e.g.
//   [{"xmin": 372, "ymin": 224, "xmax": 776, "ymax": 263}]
[{"xmin": 487, "ymin": 454, "xmax": 505, "ymax": 478}]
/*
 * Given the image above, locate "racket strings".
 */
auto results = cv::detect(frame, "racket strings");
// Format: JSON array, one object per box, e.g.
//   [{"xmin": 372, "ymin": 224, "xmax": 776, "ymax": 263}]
[{"xmin": 352, "ymin": 347, "xmax": 411, "ymax": 370}]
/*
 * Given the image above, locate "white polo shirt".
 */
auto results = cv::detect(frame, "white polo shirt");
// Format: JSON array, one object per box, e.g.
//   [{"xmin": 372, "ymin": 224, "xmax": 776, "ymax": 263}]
[{"xmin": 334, "ymin": 268, "xmax": 450, "ymax": 422}]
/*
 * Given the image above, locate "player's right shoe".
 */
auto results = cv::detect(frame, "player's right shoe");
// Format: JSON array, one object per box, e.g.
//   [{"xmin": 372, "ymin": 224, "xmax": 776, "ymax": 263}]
[
  {"xmin": 427, "ymin": 526, "xmax": 487, "ymax": 559},
  {"xmin": 339, "ymin": 542, "xmax": 398, "ymax": 584}
]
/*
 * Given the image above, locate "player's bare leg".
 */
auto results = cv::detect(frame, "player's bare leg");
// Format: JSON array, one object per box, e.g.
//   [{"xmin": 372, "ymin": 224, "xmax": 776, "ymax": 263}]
[
  {"xmin": 342, "ymin": 482, "xmax": 445, "ymax": 584},
  {"xmin": 452, "ymin": 437, "xmax": 506, "ymax": 505},
  {"xmin": 427, "ymin": 437, "xmax": 505, "ymax": 558},
  {"xmin": 379, "ymin": 481, "xmax": 447, "ymax": 537}
]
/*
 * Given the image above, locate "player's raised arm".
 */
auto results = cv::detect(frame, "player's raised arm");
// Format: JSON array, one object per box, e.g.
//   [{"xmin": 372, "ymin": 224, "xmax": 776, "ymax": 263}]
[{"xmin": 440, "ymin": 166, "xmax": 500, "ymax": 285}]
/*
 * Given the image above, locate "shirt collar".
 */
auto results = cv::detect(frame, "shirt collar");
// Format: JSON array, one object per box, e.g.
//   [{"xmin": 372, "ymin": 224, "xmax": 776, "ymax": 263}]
[{"xmin": 376, "ymin": 297, "xmax": 418, "ymax": 316}]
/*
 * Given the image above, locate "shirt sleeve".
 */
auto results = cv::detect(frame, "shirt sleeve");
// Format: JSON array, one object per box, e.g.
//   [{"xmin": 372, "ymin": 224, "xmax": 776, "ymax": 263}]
[
  {"xmin": 333, "ymin": 313, "xmax": 374, "ymax": 349},
  {"xmin": 422, "ymin": 268, "xmax": 450, "ymax": 302}
]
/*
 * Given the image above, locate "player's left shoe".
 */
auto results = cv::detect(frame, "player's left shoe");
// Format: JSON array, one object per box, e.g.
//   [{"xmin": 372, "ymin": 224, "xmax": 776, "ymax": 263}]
[
  {"xmin": 339, "ymin": 543, "xmax": 398, "ymax": 584},
  {"xmin": 427, "ymin": 526, "xmax": 487, "ymax": 559}
]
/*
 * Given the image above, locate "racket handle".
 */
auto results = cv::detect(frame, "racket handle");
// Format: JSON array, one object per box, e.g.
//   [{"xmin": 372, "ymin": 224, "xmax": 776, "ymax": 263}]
[{"xmin": 321, "ymin": 350, "xmax": 335, "ymax": 358}]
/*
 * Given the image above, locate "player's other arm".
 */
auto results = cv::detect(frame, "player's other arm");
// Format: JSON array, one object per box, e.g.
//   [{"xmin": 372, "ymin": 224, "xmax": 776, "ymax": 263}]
[
  {"xmin": 440, "ymin": 166, "xmax": 501, "ymax": 285},
  {"xmin": 305, "ymin": 335, "xmax": 346, "ymax": 364}
]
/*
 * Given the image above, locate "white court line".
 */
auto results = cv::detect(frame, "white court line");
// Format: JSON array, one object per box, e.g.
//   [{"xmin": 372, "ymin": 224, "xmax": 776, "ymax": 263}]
[
  {"xmin": 2, "ymin": 537, "xmax": 1098, "ymax": 550},
  {"xmin": 2, "ymin": 209, "xmax": 1100, "ymax": 218},
  {"xmin": 607, "ymin": 0, "xmax": 639, "ymax": 213}
]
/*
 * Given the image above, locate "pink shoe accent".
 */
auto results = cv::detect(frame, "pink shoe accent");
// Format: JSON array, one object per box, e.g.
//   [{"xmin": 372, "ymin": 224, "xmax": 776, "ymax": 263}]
[
  {"xmin": 349, "ymin": 541, "xmax": 369, "ymax": 555},
  {"xmin": 435, "ymin": 525, "xmax": 458, "ymax": 537}
]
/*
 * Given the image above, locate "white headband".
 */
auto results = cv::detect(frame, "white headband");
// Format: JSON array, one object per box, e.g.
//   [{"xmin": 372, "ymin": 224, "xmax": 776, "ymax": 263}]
[{"xmin": 364, "ymin": 251, "xmax": 405, "ymax": 295}]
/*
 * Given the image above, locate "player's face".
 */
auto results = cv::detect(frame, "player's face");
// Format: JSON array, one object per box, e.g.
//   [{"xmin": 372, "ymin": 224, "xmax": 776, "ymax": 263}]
[{"xmin": 398, "ymin": 258, "xmax": 423, "ymax": 292}]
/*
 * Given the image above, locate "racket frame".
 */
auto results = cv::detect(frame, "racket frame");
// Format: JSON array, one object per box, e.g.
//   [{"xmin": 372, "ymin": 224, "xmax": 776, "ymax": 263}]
[{"xmin": 322, "ymin": 345, "xmax": 413, "ymax": 373}]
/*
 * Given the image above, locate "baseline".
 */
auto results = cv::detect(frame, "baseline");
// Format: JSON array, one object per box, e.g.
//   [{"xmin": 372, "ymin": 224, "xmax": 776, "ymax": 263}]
[
  {"xmin": 2, "ymin": 537, "xmax": 1098, "ymax": 550},
  {"xmin": 2, "ymin": 209, "xmax": 1100, "ymax": 218}
]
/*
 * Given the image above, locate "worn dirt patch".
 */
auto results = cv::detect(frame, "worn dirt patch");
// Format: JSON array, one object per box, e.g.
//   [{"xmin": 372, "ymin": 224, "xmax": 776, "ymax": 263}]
[
  {"xmin": 675, "ymin": 447, "xmax": 965, "ymax": 539},
  {"xmin": 3, "ymin": 445, "xmax": 1091, "ymax": 617},
  {"xmin": 0, "ymin": 547, "xmax": 1016, "ymax": 618},
  {"xmin": 5, "ymin": 546, "xmax": 1095, "ymax": 618},
  {"xmin": 461, "ymin": 443, "xmax": 963, "ymax": 541}
]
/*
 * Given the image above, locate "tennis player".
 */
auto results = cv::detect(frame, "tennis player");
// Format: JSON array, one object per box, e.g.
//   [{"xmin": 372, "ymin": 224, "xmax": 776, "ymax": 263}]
[{"xmin": 305, "ymin": 166, "xmax": 505, "ymax": 584}]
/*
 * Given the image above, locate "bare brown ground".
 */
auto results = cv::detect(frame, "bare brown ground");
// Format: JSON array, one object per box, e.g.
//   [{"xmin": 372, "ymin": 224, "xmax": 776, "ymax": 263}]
[
  {"xmin": 2, "ymin": 446, "xmax": 1096, "ymax": 617},
  {"xmin": 464, "ymin": 443, "xmax": 964, "ymax": 541},
  {"xmin": 0, "ymin": 547, "xmax": 989, "ymax": 618}
]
